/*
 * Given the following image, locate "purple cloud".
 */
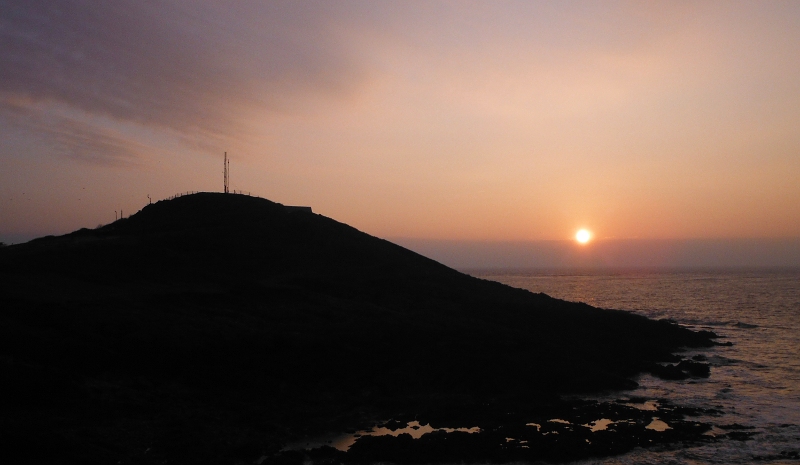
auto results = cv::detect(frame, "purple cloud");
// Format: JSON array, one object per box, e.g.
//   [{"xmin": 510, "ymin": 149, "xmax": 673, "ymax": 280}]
[{"xmin": 0, "ymin": 0, "xmax": 367, "ymax": 163}]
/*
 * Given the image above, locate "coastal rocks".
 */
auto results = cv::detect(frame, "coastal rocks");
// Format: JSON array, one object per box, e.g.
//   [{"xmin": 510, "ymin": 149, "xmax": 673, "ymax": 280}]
[
  {"xmin": 718, "ymin": 423, "xmax": 759, "ymax": 441},
  {"xmin": 752, "ymin": 450, "xmax": 800, "ymax": 461},
  {"xmin": 263, "ymin": 399, "xmax": 719, "ymax": 464},
  {"xmin": 650, "ymin": 359, "xmax": 711, "ymax": 380}
]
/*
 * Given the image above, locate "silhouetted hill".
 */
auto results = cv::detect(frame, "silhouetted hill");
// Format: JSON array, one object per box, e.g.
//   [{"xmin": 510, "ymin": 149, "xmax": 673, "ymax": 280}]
[
  {"xmin": 0, "ymin": 193, "xmax": 718, "ymax": 465},
  {"xmin": 7, "ymin": 193, "xmax": 528, "ymax": 303}
]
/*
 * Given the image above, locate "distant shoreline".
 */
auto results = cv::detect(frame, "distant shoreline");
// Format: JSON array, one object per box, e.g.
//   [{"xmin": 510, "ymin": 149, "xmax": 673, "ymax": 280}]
[
  {"xmin": 462, "ymin": 265, "xmax": 800, "ymax": 274},
  {"xmin": 393, "ymin": 237, "xmax": 800, "ymax": 270}
]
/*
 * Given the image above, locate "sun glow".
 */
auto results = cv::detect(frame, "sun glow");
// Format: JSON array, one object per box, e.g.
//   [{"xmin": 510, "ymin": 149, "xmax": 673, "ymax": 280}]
[{"xmin": 576, "ymin": 229, "xmax": 592, "ymax": 244}]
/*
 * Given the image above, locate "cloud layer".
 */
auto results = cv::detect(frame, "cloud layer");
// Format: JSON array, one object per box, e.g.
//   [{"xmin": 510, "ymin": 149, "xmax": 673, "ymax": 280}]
[{"xmin": 1, "ymin": 0, "xmax": 367, "ymax": 163}]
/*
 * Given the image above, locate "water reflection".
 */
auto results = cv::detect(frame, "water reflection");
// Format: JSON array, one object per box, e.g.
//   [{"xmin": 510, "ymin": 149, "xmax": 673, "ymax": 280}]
[
  {"xmin": 645, "ymin": 418, "xmax": 671, "ymax": 432},
  {"xmin": 583, "ymin": 418, "xmax": 614, "ymax": 432},
  {"xmin": 285, "ymin": 420, "xmax": 481, "ymax": 452}
]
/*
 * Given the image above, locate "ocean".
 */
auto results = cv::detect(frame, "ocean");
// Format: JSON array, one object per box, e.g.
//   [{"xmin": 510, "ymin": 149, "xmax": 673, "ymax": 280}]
[{"xmin": 469, "ymin": 268, "xmax": 800, "ymax": 464}]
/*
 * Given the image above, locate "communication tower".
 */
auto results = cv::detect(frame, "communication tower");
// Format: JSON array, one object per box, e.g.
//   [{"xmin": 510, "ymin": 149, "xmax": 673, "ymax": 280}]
[{"xmin": 223, "ymin": 152, "xmax": 230, "ymax": 193}]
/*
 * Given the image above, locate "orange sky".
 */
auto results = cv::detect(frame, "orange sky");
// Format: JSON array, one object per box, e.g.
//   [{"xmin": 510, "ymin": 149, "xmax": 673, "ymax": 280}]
[{"xmin": 2, "ymin": 1, "xmax": 800, "ymax": 258}]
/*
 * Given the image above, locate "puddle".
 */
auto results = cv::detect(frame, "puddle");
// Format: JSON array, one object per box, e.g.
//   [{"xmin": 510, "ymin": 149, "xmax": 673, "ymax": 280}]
[
  {"xmin": 583, "ymin": 418, "xmax": 614, "ymax": 432},
  {"xmin": 505, "ymin": 438, "xmax": 531, "ymax": 446},
  {"xmin": 549, "ymin": 419, "xmax": 571, "ymax": 425},
  {"xmin": 645, "ymin": 418, "xmax": 672, "ymax": 432},
  {"xmin": 284, "ymin": 420, "xmax": 480, "ymax": 452},
  {"xmin": 623, "ymin": 400, "xmax": 660, "ymax": 411}
]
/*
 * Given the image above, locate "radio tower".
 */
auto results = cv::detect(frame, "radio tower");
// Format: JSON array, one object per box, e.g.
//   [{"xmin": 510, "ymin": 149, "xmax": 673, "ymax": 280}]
[{"xmin": 223, "ymin": 152, "xmax": 230, "ymax": 193}]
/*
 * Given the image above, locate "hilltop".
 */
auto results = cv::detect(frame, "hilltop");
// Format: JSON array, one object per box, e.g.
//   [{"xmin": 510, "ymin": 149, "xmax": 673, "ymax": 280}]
[{"xmin": 0, "ymin": 193, "xmax": 719, "ymax": 464}]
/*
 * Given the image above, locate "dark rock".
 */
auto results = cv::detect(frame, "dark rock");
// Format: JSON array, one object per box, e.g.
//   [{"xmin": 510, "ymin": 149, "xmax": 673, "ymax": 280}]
[
  {"xmin": 650, "ymin": 363, "xmax": 690, "ymax": 380},
  {"xmin": 718, "ymin": 423, "xmax": 756, "ymax": 430},
  {"xmin": 650, "ymin": 359, "xmax": 711, "ymax": 380},
  {"xmin": 727, "ymin": 431, "xmax": 759, "ymax": 441},
  {"xmin": 379, "ymin": 419, "xmax": 406, "ymax": 431},
  {"xmin": 678, "ymin": 360, "xmax": 711, "ymax": 377},
  {"xmin": 781, "ymin": 450, "xmax": 800, "ymax": 459}
]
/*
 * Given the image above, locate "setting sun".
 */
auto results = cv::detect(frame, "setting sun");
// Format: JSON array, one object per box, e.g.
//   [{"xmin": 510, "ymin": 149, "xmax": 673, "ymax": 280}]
[{"xmin": 576, "ymin": 229, "xmax": 592, "ymax": 244}]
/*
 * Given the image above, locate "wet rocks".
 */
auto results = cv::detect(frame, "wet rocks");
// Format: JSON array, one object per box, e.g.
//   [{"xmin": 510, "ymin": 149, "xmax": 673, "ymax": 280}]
[
  {"xmin": 262, "ymin": 398, "xmax": 719, "ymax": 464},
  {"xmin": 726, "ymin": 431, "xmax": 759, "ymax": 441},
  {"xmin": 650, "ymin": 358, "xmax": 711, "ymax": 380}
]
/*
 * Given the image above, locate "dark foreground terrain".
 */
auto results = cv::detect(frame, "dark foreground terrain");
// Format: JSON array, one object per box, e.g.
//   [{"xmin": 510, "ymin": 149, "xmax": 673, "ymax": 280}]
[{"xmin": 0, "ymin": 193, "xmax": 721, "ymax": 464}]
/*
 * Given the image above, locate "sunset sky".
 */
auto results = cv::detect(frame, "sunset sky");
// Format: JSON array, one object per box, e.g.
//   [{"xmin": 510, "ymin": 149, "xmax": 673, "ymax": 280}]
[{"xmin": 2, "ymin": 1, "xmax": 799, "ymax": 267}]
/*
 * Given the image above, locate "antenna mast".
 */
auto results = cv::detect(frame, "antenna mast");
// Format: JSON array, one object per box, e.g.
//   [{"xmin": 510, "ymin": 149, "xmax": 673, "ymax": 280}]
[{"xmin": 223, "ymin": 152, "xmax": 229, "ymax": 193}]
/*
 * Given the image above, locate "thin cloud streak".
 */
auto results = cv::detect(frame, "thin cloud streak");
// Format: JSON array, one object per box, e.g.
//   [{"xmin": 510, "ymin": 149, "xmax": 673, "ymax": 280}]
[
  {"xmin": 1, "ymin": 99, "xmax": 148, "ymax": 167},
  {"xmin": 0, "ymin": 0, "xmax": 368, "ymax": 163}
]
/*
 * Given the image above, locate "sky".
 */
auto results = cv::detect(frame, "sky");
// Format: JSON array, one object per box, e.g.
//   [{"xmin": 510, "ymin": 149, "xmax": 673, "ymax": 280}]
[{"xmin": 2, "ymin": 1, "xmax": 799, "ymax": 267}]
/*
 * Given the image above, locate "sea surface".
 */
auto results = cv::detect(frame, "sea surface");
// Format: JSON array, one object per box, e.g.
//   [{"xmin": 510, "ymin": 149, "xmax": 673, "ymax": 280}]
[{"xmin": 469, "ymin": 267, "xmax": 800, "ymax": 464}]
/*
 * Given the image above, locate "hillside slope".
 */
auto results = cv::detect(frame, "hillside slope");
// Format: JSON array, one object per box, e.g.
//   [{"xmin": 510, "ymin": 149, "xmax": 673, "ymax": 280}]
[{"xmin": 0, "ymin": 193, "xmax": 717, "ymax": 464}]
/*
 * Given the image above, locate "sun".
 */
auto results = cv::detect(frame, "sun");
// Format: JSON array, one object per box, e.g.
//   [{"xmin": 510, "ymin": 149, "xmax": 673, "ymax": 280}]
[{"xmin": 575, "ymin": 229, "xmax": 592, "ymax": 244}]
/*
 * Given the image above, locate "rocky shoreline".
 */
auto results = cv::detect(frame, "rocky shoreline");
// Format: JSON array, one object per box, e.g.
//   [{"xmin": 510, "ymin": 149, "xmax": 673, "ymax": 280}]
[
  {"xmin": 0, "ymin": 193, "xmax": 723, "ymax": 464},
  {"xmin": 271, "ymin": 397, "xmax": 720, "ymax": 464}
]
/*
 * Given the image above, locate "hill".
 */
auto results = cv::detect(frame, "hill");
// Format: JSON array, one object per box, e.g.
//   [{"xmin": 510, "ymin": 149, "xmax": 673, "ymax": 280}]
[{"xmin": 0, "ymin": 193, "xmax": 719, "ymax": 464}]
